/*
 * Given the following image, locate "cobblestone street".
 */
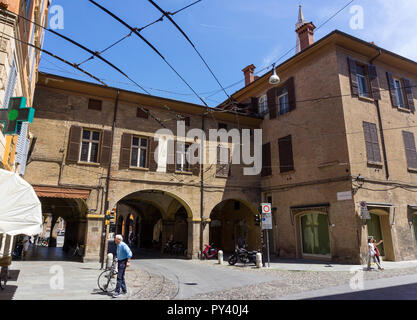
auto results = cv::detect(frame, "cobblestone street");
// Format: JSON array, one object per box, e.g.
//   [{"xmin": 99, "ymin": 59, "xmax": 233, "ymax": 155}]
[{"xmin": 2, "ymin": 253, "xmax": 417, "ymax": 300}]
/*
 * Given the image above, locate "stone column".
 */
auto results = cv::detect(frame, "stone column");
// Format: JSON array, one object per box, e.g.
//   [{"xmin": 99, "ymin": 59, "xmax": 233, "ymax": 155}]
[
  {"xmin": 83, "ymin": 214, "xmax": 104, "ymax": 262},
  {"xmin": 187, "ymin": 218, "xmax": 201, "ymax": 259}
]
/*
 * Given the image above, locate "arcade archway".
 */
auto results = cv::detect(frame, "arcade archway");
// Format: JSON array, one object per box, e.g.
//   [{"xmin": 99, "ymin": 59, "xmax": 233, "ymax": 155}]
[
  {"xmin": 209, "ymin": 199, "xmax": 261, "ymax": 253},
  {"xmin": 115, "ymin": 190, "xmax": 193, "ymax": 258}
]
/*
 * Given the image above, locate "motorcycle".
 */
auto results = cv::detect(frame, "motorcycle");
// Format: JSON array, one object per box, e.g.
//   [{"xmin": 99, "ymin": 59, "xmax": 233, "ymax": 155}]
[
  {"xmin": 201, "ymin": 243, "xmax": 218, "ymax": 260},
  {"xmin": 228, "ymin": 246, "xmax": 259, "ymax": 266}
]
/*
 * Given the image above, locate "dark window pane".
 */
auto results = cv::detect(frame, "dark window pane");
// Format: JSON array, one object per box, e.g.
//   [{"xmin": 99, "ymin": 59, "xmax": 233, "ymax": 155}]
[
  {"xmin": 80, "ymin": 142, "xmax": 89, "ymax": 161},
  {"xmin": 92, "ymin": 131, "xmax": 100, "ymax": 141},
  {"xmin": 140, "ymin": 138, "xmax": 148, "ymax": 147},
  {"xmin": 82, "ymin": 130, "xmax": 90, "ymax": 140},
  {"xmin": 140, "ymin": 150, "xmax": 147, "ymax": 168},
  {"xmin": 90, "ymin": 142, "xmax": 99, "ymax": 162},
  {"xmin": 88, "ymin": 99, "xmax": 102, "ymax": 111},
  {"xmin": 131, "ymin": 147, "xmax": 138, "ymax": 167},
  {"xmin": 132, "ymin": 137, "xmax": 139, "ymax": 146}
]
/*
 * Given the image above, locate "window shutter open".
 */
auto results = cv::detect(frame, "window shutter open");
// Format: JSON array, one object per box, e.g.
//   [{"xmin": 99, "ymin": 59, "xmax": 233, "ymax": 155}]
[
  {"xmin": 267, "ymin": 88, "xmax": 277, "ymax": 119},
  {"xmin": 278, "ymin": 135, "xmax": 294, "ymax": 173},
  {"xmin": 119, "ymin": 133, "xmax": 132, "ymax": 170},
  {"xmin": 368, "ymin": 65, "xmax": 381, "ymax": 100},
  {"xmin": 287, "ymin": 77, "xmax": 296, "ymax": 111},
  {"xmin": 386, "ymin": 72, "xmax": 399, "ymax": 107},
  {"xmin": 403, "ymin": 131, "xmax": 417, "ymax": 169},
  {"xmin": 403, "ymin": 78, "xmax": 415, "ymax": 112},
  {"xmin": 148, "ymin": 137, "xmax": 158, "ymax": 171},
  {"xmin": 249, "ymin": 97, "xmax": 259, "ymax": 115},
  {"xmin": 261, "ymin": 142, "xmax": 271, "ymax": 177},
  {"xmin": 348, "ymin": 57, "xmax": 359, "ymax": 96},
  {"xmin": 100, "ymin": 130, "xmax": 112, "ymax": 167},
  {"xmin": 66, "ymin": 126, "xmax": 82, "ymax": 163}
]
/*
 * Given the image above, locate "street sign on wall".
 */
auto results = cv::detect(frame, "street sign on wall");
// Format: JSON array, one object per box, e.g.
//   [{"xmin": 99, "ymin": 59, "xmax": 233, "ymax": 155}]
[
  {"xmin": 261, "ymin": 203, "xmax": 272, "ymax": 230},
  {"xmin": 360, "ymin": 201, "xmax": 371, "ymax": 220}
]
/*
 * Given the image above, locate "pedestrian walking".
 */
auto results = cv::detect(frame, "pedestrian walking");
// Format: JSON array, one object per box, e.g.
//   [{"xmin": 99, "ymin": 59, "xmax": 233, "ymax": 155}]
[
  {"xmin": 367, "ymin": 238, "xmax": 383, "ymax": 271},
  {"xmin": 113, "ymin": 234, "xmax": 132, "ymax": 298},
  {"xmin": 373, "ymin": 239, "xmax": 384, "ymax": 270}
]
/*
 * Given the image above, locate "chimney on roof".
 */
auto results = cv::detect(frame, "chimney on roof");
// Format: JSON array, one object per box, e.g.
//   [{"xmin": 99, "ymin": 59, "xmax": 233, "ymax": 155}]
[
  {"xmin": 242, "ymin": 64, "xmax": 256, "ymax": 86},
  {"xmin": 295, "ymin": 5, "xmax": 315, "ymax": 53}
]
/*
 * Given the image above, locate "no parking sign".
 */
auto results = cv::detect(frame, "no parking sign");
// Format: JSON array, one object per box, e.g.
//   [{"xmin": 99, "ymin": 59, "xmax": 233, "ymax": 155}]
[{"xmin": 261, "ymin": 203, "xmax": 272, "ymax": 230}]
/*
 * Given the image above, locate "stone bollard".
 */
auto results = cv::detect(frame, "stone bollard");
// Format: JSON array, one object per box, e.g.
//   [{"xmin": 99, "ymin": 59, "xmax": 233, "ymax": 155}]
[
  {"xmin": 256, "ymin": 252, "xmax": 262, "ymax": 268},
  {"xmin": 106, "ymin": 253, "xmax": 113, "ymax": 269},
  {"xmin": 218, "ymin": 250, "xmax": 223, "ymax": 265}
]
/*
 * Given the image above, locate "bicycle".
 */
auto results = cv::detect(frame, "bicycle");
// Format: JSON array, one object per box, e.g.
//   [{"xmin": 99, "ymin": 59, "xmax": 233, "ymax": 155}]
[
  {"xmin": 97, "ymin": 258, "xmax": 118, "ymax": 293},
  {"xmin": 0, "ymin": 266, "xmax": 8, "ymax": 290}
]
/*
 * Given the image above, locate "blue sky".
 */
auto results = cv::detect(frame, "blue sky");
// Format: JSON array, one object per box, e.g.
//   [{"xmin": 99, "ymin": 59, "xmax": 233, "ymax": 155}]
[{"xmin": 40, "ymin": 0, "xmax": 417, "ymax": 107}]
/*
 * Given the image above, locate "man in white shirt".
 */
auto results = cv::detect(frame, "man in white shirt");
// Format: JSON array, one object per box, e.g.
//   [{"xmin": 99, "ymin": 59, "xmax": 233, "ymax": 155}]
[{"xmin": 367, "ymin": 238, "xmax": 383, "ymax": 270}]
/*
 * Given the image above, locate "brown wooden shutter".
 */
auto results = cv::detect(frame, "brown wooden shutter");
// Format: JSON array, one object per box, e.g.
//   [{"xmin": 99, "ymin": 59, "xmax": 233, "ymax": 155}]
[
  {"xmin": 403, "ymin": 78, "xmax": 415, "ymax": 112},
  {"xmin": 249, "ymin": 97, "xmax": 259, "ymax": 115},
  {"xmin": 216, "ymin": 145, "xmax": 229, "ymax": 177},
  {"xmin": 386, "ymin": 72, "xmax": 399, "ymax": 107},
  {"xmin": 100, "ymin": 130, "xmax": 112, "ymax": 167},
  {"xmin": 287, "ymin": 77, "xmax": 296, "ymax": 111},
  {"xmin": 148, "ymin": 137, "xmax": 158, "ymax": 172},
  {"xmin": 363, "ymin": 122, "xmax": 381, "ymax": 163},
  {"xmin": 278, "ymin": 135, "xmax": 294, "ymax": 173},
  {"xmin": 403, "ymin": 131, "xmax": 417, "ymax": 169},
  {"xmin": 368, "ymin": 65, "xmax": 381, "ymax": 100},
  {"xmin": 66, "ymin": 126, "xmax": 82, "ymax": 163},
  {"xmin": 184, "ymin": 116, "xmax": 191, "ymax": 127},
  {"xmin": 348, "ymin": 57, "xmax": 359, "ymax": 96},
  {"xmin": 119, "ymin": 133, "xmax": 132, "ymax": 170},
  {"xmin": 267, "ymin": 88, "xmax": 277, "ymax": 119},
  {"xmin": 261, "ymin": 143, "xmax": 271, "ymax": 177}
]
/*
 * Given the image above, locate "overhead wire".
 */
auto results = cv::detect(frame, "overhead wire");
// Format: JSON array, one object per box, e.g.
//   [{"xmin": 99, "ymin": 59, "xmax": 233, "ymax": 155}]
[
  {"xmin": 0, "ymin": 30, "xmax": 107, "ymax": 86},
  {"xmin": 88, "ymin": 0, "xmax": 210, "ymax": 108}
]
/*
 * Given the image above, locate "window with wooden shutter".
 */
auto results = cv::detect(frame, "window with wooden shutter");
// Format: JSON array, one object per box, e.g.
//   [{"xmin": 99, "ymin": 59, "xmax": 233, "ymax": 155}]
[
  {"xmin": 66, "ymin": 126, "xmax": 82, "ymax": 163},
  {"xmin": 3, "ymin": 58, "xmax": 17, "ymax": 109},
  {"xmin": 402, "ymin": 131, "xmax": 417, "ymax": 170},
  {"xmin": 368, "ymin": 65, "xmax": 381, "ymax": 100},
  {"xmin": 387, "ymin": 72, "xmax": 399, "ymax": 108},
  {"xmin": 287, "ymin": 77, "xmax": 296, "ymax": 111},
  {"xmin": 363, "ymin": 122, "xmax": 382, "ymax": 163},
  {"xmin": 130, "ymin": 136, "xmax": 148, "ymax": 168},
  {"xmin": 88, "ymin": 99, "xmax": 102, "ymax": 111},
  {"xmin": 137, "ymin": 107, "xmax": 149, "ymax": 119},
  {"xmin": 119, "ymin": 133, "xmax": 132, "ymax": 169},
  {"xmin": 249, "ymin": 97, "xmax": 259, "ymax": 115},
  {"xmin": 267, "ymin": 88, "xmax": 277, "ymax": 119},
  {"xmin": 278, "ymin": 135, "xmax": 294, "ymax": 173},
  {"xmin": 348, "ymin": 57, "xmax": 359, "ymax": 96},
  {"xmin": 184, "ymin": 116, "xmax": 190, "ymax": 127},
  {"xmin": 403, "ymin": 78, "xmax": 415, "ymax": 112},
  {"xmin": 100, "ymin": 130, "xmax": 112, "ymax": 167},
  {"xmin": 148, "ymin": 138, "xmax": 158, "ymax": 172},
  {"xmin": 261, "ymin": 142, "xmax": 272, "ymax": 177}
]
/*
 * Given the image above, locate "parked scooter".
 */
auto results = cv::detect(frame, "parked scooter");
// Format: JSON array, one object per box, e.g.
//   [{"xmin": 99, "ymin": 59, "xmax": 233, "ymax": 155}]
[
  {"xmin": 201, "ymin": 243, "xmax": 218, "ymax": 260},
  {"xmin": 228, "ymin": 246, "xmax": 259, "ymax": 266}
]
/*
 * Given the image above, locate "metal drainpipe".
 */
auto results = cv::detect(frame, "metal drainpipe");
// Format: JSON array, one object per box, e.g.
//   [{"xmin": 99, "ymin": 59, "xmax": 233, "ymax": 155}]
[
  {"xmin": 200, "ymin": 112, "xmax": 206, "ymax": 258},
  {"xmin": 100, "ymin": 90, "xmax": 120, "ymax": 269}
]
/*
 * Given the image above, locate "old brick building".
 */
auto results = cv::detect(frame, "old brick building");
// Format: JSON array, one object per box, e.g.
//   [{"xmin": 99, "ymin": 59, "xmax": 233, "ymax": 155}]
[{"xmin": 25, "ymin": 9, "xmax": 417, "ymax": 264}]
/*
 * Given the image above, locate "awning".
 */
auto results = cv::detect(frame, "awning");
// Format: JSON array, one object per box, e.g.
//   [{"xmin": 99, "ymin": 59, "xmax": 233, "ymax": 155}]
[
  {"xmin": 0, "ymin": 169, "xmax": 42, "ymax": 236},
  {"xmin": 33, "ymin": 185, "xmax": 90, "ymax": 199}
]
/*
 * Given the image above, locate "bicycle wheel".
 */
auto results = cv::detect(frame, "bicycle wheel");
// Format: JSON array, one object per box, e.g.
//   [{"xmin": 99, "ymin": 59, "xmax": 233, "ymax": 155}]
[{"xmin": 97, "ymin": 270, "xmax": 117, "ymax": 292}]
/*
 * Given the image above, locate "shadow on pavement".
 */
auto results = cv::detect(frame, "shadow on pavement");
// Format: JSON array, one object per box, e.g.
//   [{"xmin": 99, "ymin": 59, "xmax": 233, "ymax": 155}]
[
  {"xmin": 308, "ymin": 282, "xmax": 417, "ymax": 300},
  {"xmin": 0, "ymin": 284, "xmax": 17, "ymax": 300}
]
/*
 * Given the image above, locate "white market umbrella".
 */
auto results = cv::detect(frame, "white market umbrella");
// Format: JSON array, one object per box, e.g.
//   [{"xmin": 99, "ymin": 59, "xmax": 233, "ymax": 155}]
[{"xmin": 0, "ymin": 169, "xmax": 42, "ymax": 236}]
